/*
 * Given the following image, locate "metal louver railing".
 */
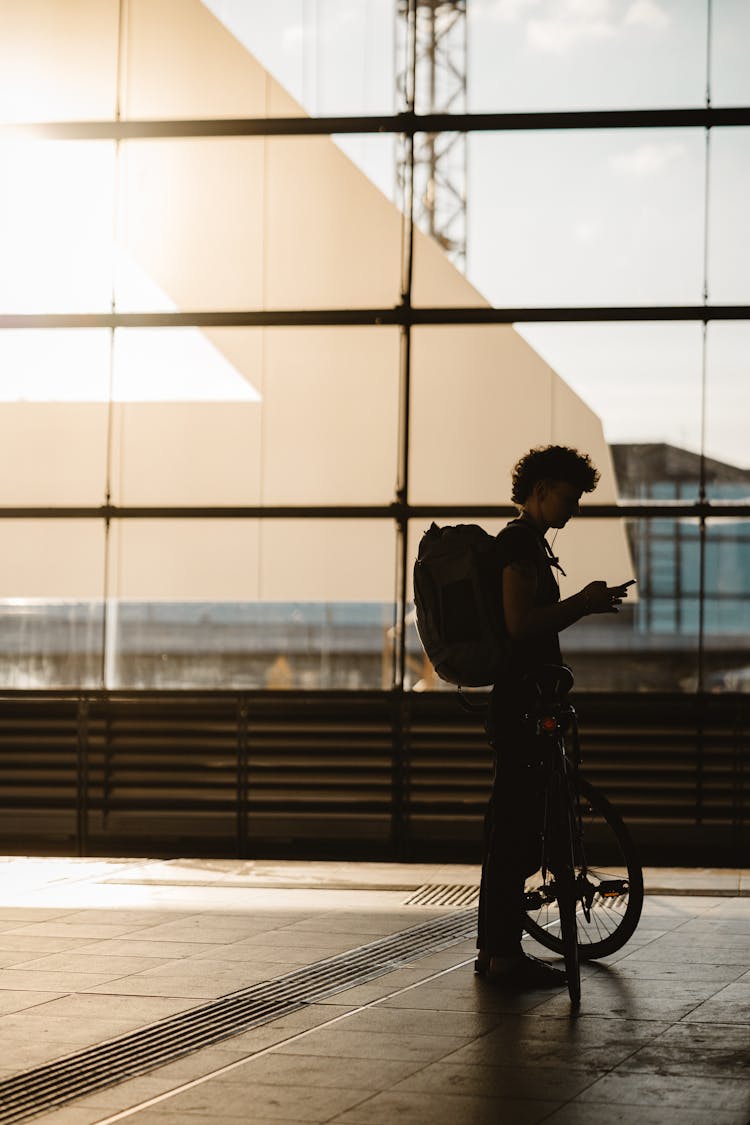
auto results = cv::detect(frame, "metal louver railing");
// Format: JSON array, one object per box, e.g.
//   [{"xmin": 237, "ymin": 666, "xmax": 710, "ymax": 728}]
[{"xmin": 0, "ymin": 690, "xmax": 745, "ymax": 864}]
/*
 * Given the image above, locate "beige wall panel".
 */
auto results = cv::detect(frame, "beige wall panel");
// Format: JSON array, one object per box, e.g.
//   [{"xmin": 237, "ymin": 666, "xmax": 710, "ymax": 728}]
[
  {"xmin": 410, "ymin": 326, "xmax": 553, "ymax": 505},
  {"xmin": 124, "ymin": 0, "xmax": 270, "ymax": 118},
  {"xmin": 554, "ymin": 519, "xmax": 637, "ymax": 603},
  {"xmin": 0, "ymin": 521, "xmax": 104, "ymax": 598},
  {"xmin": 108, "ymin": 520, "xmax": 260, "ymax": 600},
  {"xmin": 118, "ymin": 139, "xmax": 266, "ymax": 311},
  {"xmin": 261, "ymin": 328, "xmax": 400, "ymax": 504},
  {"xmin": 0, "ymin": 404, "xmax": 108, "ymax": 505},
  {"xmin": 264, "ymin": 137, "xmax": 402, "ymax": 309},
  {"xmin": 412, "ymin": 227, "xmax": 489, "ymax": 307},
  {"xmin": 0, "ymin": 0, "xmax": 118, "ymax": 122},
  {"xmin": 259, "ymin": 521, "xmax": 395, "ymax": 602},
  {"xmin": 110, "ymin": 402, "xmax": 262, "ymax": 506}
]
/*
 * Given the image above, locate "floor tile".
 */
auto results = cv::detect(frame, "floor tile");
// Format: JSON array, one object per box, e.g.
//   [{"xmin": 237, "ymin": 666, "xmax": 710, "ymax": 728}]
[
  {"xmin": 0, "ymin": 968, "xmax": 133, "ymax": 991},
  {"xmin": 679, "ymin": 982, "xmax": 750, "ymax": 1025},
  {"xmin": 575, "ymin": 1070, "xmax": 750, "ymax": 1111},
  {"xmin": 4, "ymin": 922, "xmax": 143, "ymax": 939},
  {"xmin": 0, "ymin": 989, "xmax": 64, "ymax": 1015},
  {"xmin": 273, "ymin": 1028, "xmax": 472, "ymax": 1063},
  {"xmin": 0, "ymin": 862, "xmax": 744, "ymax": 1125},
  {"xmin": 75, "ymin": 938, "xmax": 221, "ymax": 959},
  {"xmin": 390, "ymin": 1059, "xmax": 602, "ymax": 1100},
  {"xmin": 544, "ymin": 1103, "xmax": 750, "ymax": 1124},
  {"xmin": 328, "ymin": 1089, "xmax": 559, "ymax": 1124},
  {"xmin": 325, "ymin": 1005, "xmax": 502, "ymax": 1039},
  {"xmin": 126, "ymin": 1080, "xmax": 374, "ymax": 1121}
]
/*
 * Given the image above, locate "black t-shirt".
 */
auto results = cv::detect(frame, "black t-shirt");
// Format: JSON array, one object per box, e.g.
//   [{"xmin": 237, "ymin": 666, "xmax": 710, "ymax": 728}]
[{"xmin": 495, "ymin": 516, "xmax": 563, "ymax": 687}]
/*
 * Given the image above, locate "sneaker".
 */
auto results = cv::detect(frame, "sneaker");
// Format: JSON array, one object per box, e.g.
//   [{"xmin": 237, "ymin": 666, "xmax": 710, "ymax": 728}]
[
  {"xmin": 482, "ymin": 952, "xmax": 567, "ymax": 989},
  {"xmin": 474, "ymin": 950, "xmax": 490, "ymax": 975}
]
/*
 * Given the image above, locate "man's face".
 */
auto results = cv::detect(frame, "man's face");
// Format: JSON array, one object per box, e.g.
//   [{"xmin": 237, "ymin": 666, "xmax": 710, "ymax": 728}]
[{"xmin": 543, "ymin": 480, "xmax": 582, "ymax": 528}]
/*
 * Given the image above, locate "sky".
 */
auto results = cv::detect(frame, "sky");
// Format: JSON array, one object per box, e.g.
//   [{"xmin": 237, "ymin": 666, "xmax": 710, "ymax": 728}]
[{"xmin": 207, "ymin": 0, "xmax": 750, "ymax": 468}]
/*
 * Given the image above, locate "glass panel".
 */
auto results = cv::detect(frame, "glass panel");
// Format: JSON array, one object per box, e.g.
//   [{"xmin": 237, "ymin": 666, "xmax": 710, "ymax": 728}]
[
  {"xmin": 585, "ymin": 516, "xmax": 699, "ymax": 690},
  {"xmin": 0, "ymin": 0, "xmax": 119, "ymax": 123},
  {"xmin": 116, "ymin": 138, "xmax": 401, "ymax": 311},
  {"xmin": 467, "ymin": 0, "xmax": 706, "ymax": 112},
  {"xmin": 0, "ymin": 141, "xmax": 115, "ymax": 314},
  {"xmin": 705, "ymin": 321, "xmax": 749, "ymax": 486},
  {"xmin": 413, "ymin": 129, "xmax": 706, "ymax": 308},
  {"xmin": 106, "ymin": 518, "xmax": 396, "ymax": 689},
  {"xmin": 520, "ymin": 323, "xmax": 704, "ymax": 498},
  {"xmin": 0, "ymin": 332, "xmax": 110, "ymax": 505},
  {"xmin": 111, "ymin": 327, "xmax": 399, "ymax": 505},
  {"xmin": 408, "ymin": 515, "xmax": 697, "ymax": 693},
  {"xmin": 409, "ymin": 324, "xmax": 702, "ymax": 505},
  {"xmin": 0, "ymin": 520, "xmax": 105, "ymax": 688},
  {"xmin": 704, "ymin": 516, "xmax": 750, "ymax": 692},
  {"xmin": 708, "ymin": 129, "xmax": 750, "ymax": 304},
  {"xmin": 123, "ymin": 0, "xmax": 396, "ymax": 120},
  {"xmin": 712, "ymin": 0, "xmax": 750, "ymax": 106}
]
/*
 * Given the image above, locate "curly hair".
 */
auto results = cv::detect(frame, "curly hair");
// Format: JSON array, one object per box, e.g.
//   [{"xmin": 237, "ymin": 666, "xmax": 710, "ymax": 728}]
[{"xmin": 511, "ymin": 445, "xmax": 600, "ymax": 506}]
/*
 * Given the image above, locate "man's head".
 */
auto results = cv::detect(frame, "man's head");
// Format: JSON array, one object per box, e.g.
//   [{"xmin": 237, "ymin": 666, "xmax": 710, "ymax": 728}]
[{"xmin": 511, "ymin": 445, "xmax": 600, "ymax": 529}]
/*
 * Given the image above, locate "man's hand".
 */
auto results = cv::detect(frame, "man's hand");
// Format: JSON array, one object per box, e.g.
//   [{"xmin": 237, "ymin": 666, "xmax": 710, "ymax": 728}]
[{"xmin": 584, "ymin": 579, "xmax": 636, "ymax": 614}]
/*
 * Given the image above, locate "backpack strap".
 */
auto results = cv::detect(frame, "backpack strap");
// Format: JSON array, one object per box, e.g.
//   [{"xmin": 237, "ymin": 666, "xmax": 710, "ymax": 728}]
[{"xmin": 501, "ymin": 517, "xmax": 566, "ymax": 577}]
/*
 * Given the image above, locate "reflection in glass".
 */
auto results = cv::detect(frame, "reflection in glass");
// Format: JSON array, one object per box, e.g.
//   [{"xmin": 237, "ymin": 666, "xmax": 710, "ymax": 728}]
[
  {"xmin": 705, "ymin": 322, "xmax": 750, "ymax": 473},
  {"xmin": 407, "ymin": 516, "xmax": 705, "ymax": 693},
  {"xmin": 104, "ymin": 519, "xmax": 396, "ymax": 690},
  {"xmin": 0, "ymin": 520, "xmax": 106, "ymax": 689},
  {"xmin": 704, "ymin": 518, "xmax": 750, "ymax": 692}
]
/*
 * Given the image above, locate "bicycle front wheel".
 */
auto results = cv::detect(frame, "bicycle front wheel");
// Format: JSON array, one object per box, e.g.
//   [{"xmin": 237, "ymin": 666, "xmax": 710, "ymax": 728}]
[
  {"xmin": 552, "ymin": 795, "xmax": 581, "ymax": 1007},
  {"xmin": 523, "ymin": 775, "xmax": 644, "ymax": 961}
]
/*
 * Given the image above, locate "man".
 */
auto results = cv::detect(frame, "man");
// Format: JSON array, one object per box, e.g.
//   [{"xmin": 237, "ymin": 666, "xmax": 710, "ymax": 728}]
[{"xmin": 476, "ymin": 445, "xmax": 634, "ymax": 987}]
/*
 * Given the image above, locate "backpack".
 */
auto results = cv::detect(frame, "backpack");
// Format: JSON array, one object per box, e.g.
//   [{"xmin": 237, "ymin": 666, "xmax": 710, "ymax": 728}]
[{"xmin": 413, "ymin": 522, "xmax": 508, "ymax": 688}]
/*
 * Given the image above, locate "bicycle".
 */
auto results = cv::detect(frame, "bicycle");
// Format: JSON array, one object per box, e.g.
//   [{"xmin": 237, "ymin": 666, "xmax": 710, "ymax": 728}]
[{"xmin": 519, "ymin": 664, "xmax": 644, "ymax": 1007}]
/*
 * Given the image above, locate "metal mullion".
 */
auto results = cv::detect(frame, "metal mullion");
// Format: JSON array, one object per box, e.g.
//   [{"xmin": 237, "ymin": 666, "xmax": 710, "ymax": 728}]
[
  {"xmin": 0, "ymin": 503, "xmax": 747, "ymax": 519},
  {"xmin": 3, "ymin": 106, "xmax": 750, "ymax": 141},
  {"xmin": 1, "ymin": 305, "xmax": 749, "ymax": 330}
]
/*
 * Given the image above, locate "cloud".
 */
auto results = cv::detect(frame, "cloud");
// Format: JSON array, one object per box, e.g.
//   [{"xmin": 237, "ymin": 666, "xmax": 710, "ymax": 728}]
[
  {"xmin": 472, "ymin": 0, "xmax": 671, "ymax": 52},
  {"xmin": 574, "ymin": 218, "xmax": 601, "ymax": 243},
  {"xmin": 609, "ymin": 141, "xmax": 687, "ymax": 177},
  {"xmin": 469, "ymin": 0, "xmax": 542, "ymax": 23},
  {"xmin": 624, "ymin": 0, "xmax": 670, "ymax": 31}
]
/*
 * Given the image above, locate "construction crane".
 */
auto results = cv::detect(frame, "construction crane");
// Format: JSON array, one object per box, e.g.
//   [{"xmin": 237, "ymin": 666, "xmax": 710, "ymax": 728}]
[{"xmin": 395, "ymin": 0, "xmax": 468, "ymax": 272}]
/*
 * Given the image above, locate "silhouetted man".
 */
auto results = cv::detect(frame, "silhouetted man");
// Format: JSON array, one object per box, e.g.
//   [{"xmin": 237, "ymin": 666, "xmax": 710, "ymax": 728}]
[{"xmin": 476, "ymin": 445, "xmax": 634, "ymax": 987}]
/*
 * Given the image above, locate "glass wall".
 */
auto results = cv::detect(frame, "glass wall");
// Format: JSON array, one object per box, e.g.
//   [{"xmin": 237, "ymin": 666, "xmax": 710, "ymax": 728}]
[{"xmin": 0, "ymin": 0, "xmax": 747, "ymax": 692}]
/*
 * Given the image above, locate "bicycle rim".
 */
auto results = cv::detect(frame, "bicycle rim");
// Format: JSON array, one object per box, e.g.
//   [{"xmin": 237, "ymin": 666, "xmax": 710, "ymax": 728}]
[{"xmin": 523, "ymin": 775, "xmax": 644, "ymax": 961}]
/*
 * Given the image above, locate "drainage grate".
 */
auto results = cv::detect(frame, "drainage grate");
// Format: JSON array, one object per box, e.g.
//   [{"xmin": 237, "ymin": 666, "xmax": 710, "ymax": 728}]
[
  {"xmin": 405, "ymin": 883, "xmax": 480, "ymax": 908},
  {"xmin": 0, "ymin": 910, "xmax": 475, "ymax": 1124}
]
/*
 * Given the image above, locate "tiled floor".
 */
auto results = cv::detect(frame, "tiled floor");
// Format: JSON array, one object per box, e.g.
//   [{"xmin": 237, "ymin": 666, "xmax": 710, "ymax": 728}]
[{"xmin": 0, "ymin": 858, "xmax": 746, "ymax": 1125}]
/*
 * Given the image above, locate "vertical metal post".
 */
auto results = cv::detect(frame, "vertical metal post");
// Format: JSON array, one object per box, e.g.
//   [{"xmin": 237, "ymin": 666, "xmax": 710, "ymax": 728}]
[
  {"xmin": 390, "ymin": 0, "xmax": 418, "ymax": 856},
  {"xmin": 101, "ymin": 0, "xmax": 128, "ymax": 692},
  {"xmin": 696, "ymin": 0, "xmax": 714, "ymax": 826},
  {"xmin": 236, "ymin": 696, "xmax": 249, "ymax": 858},
  {"xmin": 76, "ymin": 697, "xmax": 90, "ymax": 857},
  {"xmin": 394, "ymin": 0, "xmax": 417, "ymax": 695}
]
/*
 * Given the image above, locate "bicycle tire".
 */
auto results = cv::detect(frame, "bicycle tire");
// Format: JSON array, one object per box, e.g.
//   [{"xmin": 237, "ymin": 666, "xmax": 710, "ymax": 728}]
[
  {"xmin": 552, "ymin": 787, "xmax": 581, "ymax": 1007},
  {"xmin": 523, "ymin": 774, "xmax": 644, "ymax": 961}
]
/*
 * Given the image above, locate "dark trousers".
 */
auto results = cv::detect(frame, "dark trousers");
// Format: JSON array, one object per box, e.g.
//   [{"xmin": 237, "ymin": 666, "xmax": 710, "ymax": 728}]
[{"xmin": 477, "ymin": 689, "xmax": 546, "ymax": 955}]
